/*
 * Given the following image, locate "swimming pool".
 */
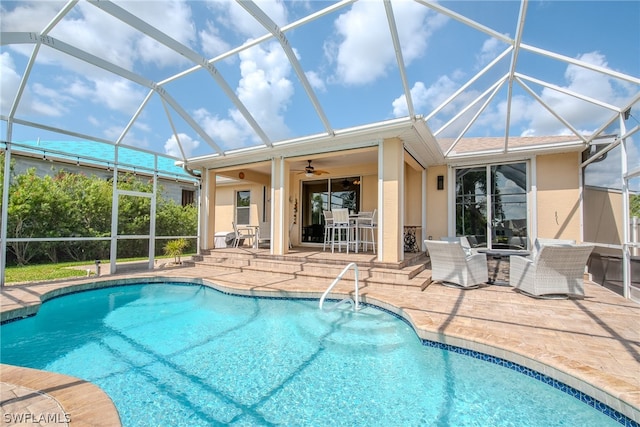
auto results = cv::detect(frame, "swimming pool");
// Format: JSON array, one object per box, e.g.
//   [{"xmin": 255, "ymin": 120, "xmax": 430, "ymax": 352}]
[{"xmin": 0, "ymin": 283, "xmax": 627, "ymax": 426}]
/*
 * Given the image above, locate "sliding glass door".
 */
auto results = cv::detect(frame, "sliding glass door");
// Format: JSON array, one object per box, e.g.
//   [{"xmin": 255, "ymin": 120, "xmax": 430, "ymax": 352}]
[
  {"xmin": 455, "ymin": 162, "xmax": 527, "ymax": 249},
  {"xmin": 301, "ymin": 177, "xmax": 360, "ymax": 243}
]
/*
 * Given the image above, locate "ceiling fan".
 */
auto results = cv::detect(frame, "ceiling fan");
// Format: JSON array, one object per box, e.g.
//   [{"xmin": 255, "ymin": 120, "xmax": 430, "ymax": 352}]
[{"xmin": 297, "ymin": 160, "xmax": 329, "ymax": 177}]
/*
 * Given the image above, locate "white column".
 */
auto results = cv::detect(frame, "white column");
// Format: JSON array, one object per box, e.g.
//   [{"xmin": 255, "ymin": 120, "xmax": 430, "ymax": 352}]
[{"xmin": 421, "ymin": 168, "xmax": 427, "ymax": 251}]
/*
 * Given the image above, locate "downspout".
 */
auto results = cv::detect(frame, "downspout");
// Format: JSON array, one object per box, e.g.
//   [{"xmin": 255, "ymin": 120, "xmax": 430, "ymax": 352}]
[
  {"xmin": 183, "ymin": 164, "xmax": 201, "ymax": 178},
  {"xmin": 183, "ymin": 164, "xmax": 202, "ymax": 255}
]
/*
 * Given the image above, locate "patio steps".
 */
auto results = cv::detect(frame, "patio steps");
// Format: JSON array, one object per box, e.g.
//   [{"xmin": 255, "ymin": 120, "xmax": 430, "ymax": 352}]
[{"xmin": 191, "ymin": 249, "xmax": 432, "ymax": 290}]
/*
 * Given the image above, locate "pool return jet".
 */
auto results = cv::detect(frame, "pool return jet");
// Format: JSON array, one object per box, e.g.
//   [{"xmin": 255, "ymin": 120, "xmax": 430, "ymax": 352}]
[{"xmin": 319, "ymin": 262, "xmax": 360, "ymax": 312}]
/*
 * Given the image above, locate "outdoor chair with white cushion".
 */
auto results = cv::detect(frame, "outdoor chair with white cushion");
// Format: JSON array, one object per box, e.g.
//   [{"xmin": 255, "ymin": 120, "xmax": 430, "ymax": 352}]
[
  {"xmin": 510, "ymin": 243, "xmax": 594, "ymax": 299},
  {"xmin": 257, "ymin": 222, "xmax": 271, "ymax": 248},
  {"xmin": 531, "ymin": 238, "xmax": 576, "ymax": 258},
  {"xmin": 425, "ymin": 240, "xmax": 488, "ymax": 289},
  {"xmin": 232, "ymin": 221, "xmax": 256, "ymax": 248}
]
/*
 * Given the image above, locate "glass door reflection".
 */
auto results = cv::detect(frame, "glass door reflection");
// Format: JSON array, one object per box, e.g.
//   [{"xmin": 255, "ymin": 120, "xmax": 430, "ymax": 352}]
[{"xmin": 301, "ymin": 177, "xmax": 360, "ymax": 244}]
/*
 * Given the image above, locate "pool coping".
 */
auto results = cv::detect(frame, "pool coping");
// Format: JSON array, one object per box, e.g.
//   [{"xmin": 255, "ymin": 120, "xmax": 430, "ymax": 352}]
[
  {"xmin": 1, "ymin": 274, "xmax": 639, "ymax": 426},
  {"xmin": 1, "ymin": 364, "xmax": 120, "ymax": 426}
]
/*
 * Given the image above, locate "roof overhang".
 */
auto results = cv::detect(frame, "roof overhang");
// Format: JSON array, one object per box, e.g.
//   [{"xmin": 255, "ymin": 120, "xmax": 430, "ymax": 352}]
[{"xmin": 183, "ymin": 116, "xmax": 445, "ymax": 171}]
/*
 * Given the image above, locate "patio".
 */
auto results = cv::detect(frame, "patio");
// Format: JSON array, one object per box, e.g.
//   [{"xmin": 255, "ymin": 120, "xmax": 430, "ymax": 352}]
[{"xmin": 1, "ymin": 251, "xmax": 638, "ymax": 424}]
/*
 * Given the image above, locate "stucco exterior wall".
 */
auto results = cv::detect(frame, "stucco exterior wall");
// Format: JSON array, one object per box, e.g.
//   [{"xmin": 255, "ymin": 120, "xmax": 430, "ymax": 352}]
[
  {"xmin": 536, "ymin": 152, "xmax": 582, "ymax": 242},
  {"xmin": 583, "ymin": 186, "xmax": 624, "ymax": 246},
  {"xmin": 404, "ymin": 166, "xmax": 422, "ymax": 226},
  {"xmin": 214, "ymin": 183, "xmax": 266, "ymax": 236},
  {"xmin": 425, "ymin": 165, "xmax": 448, "ymax": 241}
]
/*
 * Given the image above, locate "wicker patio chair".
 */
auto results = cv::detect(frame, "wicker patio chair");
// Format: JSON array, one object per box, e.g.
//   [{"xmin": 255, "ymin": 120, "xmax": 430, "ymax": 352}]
[
  {"xmin": 510, "ymin": 244, "xmax": 594, "ymax": 298},
  {"xmin": 425, "ymin": 240, "xmax": 488, "ymax": 289},
  {"xmin": 531, "ymin": 238, "xmax": 576, "ymax": 258}
]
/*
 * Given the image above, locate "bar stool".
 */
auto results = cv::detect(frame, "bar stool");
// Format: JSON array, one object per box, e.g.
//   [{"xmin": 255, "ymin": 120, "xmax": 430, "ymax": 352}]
[
  {"xmin": 331, "ymin": 208, "xmax": 351, "ymax": 253},
  {"xmin": 322, "ymin": 210, "xmax": 334, "ymax": 251},
  {"xmin": 358, "ymin": 209, "xmax": 377, "ymax": 253}
]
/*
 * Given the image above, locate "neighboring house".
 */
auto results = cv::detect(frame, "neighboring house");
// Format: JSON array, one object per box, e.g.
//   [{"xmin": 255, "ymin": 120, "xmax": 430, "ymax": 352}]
[{"xmin": 5, "ymin": 140, "xmax": 198, "ymax": 205}]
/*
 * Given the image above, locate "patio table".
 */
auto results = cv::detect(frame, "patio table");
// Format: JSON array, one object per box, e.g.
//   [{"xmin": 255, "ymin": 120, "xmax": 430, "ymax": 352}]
[{"xmin": 478, "ymin": 249, "xmax": 530, "ymax": 285}]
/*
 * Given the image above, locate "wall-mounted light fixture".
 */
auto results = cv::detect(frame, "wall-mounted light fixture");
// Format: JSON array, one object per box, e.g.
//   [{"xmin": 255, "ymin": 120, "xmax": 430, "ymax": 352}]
[{"xmin": 437, "ymin": 175, "xmax": 444, "ymax": 190}]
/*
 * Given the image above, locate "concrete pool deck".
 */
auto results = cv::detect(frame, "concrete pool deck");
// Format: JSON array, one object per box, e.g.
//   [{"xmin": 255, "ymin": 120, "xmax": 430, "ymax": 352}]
[{"xmin": 1, "ymin": 255, "xmax": 639, "ymax": 425}]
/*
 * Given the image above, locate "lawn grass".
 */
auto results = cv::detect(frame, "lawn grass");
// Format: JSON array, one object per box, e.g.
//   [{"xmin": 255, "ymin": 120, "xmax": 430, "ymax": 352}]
[
  {"xmin": 4, "ymin": 255, "xmax": 188, "ymax": 284},
  {"xmin": 5, "ymin": 261, "xmax": 95, "ymax": 283}
]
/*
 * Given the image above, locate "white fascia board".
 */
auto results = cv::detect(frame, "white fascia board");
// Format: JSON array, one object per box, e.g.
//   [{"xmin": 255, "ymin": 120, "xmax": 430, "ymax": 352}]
[
  {"xmin": 446, "ymin": 140, "xmax": 587, "ymax": 163},
  {"xmin": 186, "ymin": 117, "xmax": 417, "ymax": 169},
  {"xmin": 189, "ymin": 138, "xmax": 380, "ymax": 170}
]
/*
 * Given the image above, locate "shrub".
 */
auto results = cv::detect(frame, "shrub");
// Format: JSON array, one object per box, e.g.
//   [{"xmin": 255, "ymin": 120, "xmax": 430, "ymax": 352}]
[{"xmin": 163, "ymin": 238, "xmax": 189, "ymax": 264}]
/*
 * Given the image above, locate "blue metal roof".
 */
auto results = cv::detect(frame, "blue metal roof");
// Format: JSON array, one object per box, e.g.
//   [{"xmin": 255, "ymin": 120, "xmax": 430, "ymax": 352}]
[{"xmin": 6, "ymin": 140, "xmax": 197, "ymax": 181}]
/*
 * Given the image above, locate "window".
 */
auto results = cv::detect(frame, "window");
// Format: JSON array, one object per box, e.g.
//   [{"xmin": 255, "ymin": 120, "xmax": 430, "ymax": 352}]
[
  {"xmin": 182, "ymin": 189, "xmax": 195, "ymax": 206},
  {"xmin": 455, "ymin": 162, "xmax": 527, "ymax": 249},
  {"xmin": 236, "ymin": 190, "xmax": 251, "ymax": 225}
]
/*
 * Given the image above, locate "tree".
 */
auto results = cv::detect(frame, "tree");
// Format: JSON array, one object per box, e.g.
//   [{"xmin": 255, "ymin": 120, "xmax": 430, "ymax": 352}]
[
  {"xmin": 6, "ymin": 169, "xmax": 63, "ymax": 264},
  {"xmin": 4, "ymin": 167, "xmax": 197, "ymax": 265},
  {"xmin": 631, "ymin": 193, "xmax": 640, "ymax": 218}
]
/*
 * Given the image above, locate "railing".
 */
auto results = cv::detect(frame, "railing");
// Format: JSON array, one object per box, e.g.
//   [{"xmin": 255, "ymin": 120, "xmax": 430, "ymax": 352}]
[{"xmin": 319, "ymin": 262, "xmax": 360, "ymax": 312}]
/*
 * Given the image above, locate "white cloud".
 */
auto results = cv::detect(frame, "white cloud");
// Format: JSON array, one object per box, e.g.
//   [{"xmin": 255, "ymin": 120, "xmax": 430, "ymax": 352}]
[
  {"xmin": 92, "ymin": 79, "xmax": 144, "ymax": 113},
  {"xmin": 194, "ymin": 41, "xmax": 294, "ymax": 149},
  {"xmin": 392, "ymin": 81, "xmax": 428, "ymax": 117},
  {"xmin": 206, "ymin": 0, "xmax": 288, "ymax": 39},
  {"xmin": 164, "ymin": 133, "xmax": 200, "ymax": 158},
  {"xmin": 0, "ymin": 1, "xmax": 161, "ymax": 132},
  {"xmin": 329, "ymin": 1, "xmax": 444, "ymax": 85},
  {"xmin": 475, "ymin": 36, "xmax": 508, "ymax": 69},
  {"xmin": 0, "ymin": 1, "xmax": 64, "ymax": 32},
  {"xmin": 306, "ymin": 71, "xmax": 325, "ymax": 92},
  {"xmin": 237, "ymin": 43, "xmax": 293, "ymax": 140},
  {"xmin": 0, "ymin": 52, "xmax": 22, "ymax": 116},
  {"xmin": 393, "ymin": 74, "xmax": 477, "ymax": 132},
  {"xmin": 125, "ymin": 0, "xmax": 196, "ymax": 68},
  {"xmin": 200, "ymin": 20, "xmax": 232, "ymax": 59},
  {"xmin": 519, "ymin": 52, "xmax": 631, "ymax": 136},
  {"xmin": 194, "ymin": 108, "xmax": 254, "ymax": 150},
  {"xmin": 191, "ymin": 1, "xmax": 294, "ymax": 148},
  {"xmin": 331, "ymin": 2, "xmax": 391, "ymax": 85}
]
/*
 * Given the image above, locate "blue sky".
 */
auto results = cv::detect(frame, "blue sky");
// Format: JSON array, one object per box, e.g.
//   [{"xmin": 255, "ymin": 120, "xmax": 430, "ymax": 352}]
[{"xmin": 0, "ymin": 0, "xmax": 638, "ymax": 188}]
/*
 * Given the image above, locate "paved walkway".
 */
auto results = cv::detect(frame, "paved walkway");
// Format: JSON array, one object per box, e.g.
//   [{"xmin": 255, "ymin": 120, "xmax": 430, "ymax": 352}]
[{"xmin": 1, "ymin": 263, "xmax": 639, "ymax": 425}]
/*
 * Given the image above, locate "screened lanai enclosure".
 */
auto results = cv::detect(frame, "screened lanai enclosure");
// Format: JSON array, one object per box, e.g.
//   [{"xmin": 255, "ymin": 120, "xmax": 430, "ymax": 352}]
[{"xmin": 1, "ymin": 0, "xmax": 639, "ymax": 299}]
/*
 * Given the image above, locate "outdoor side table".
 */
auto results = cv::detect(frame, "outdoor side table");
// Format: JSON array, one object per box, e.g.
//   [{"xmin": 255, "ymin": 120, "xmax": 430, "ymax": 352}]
[{"xmin": 479, "ymin": 249, "xmax": 530, "ymax": 286}]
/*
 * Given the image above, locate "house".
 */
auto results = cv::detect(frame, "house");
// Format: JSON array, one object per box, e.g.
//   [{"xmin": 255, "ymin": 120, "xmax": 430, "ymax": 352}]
[
  {"xmin": 5, "ymin": 140, "xmax": 199, "ymax": 206},
  {"xmin": 188, "ymin": 124, "xmax": 615, "ymax": 262}
]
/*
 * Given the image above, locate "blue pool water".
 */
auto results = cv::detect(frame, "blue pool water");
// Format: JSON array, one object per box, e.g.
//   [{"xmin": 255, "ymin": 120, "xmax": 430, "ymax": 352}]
[{"xmin": 0, "ymin": 283, "xmax": 626, "ymax": 426}]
